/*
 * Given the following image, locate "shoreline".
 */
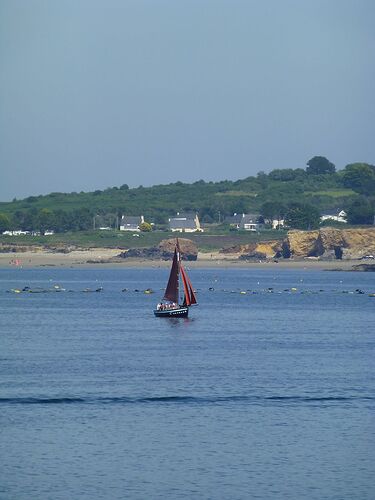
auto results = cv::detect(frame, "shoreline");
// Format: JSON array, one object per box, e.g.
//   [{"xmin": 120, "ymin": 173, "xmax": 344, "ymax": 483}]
[{"xmin": 0, "ymin": 248, "xmax": 361, "ymax": 271}]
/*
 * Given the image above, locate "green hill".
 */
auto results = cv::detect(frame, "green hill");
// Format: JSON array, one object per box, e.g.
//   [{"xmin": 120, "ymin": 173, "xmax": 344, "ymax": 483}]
[{"xmin": 0, "ymin": 158, "xmax": 374, "ymax": 234}]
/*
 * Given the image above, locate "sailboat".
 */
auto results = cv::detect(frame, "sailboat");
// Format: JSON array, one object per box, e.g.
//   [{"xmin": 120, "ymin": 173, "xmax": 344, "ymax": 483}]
[{"xmin": 154, "ymin": 240, "xmax": 197, "ymax": 317}]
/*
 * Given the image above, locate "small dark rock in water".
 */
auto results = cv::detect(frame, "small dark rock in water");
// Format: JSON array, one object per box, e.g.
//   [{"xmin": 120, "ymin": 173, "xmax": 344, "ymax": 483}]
[
  {"xmin": 352, "ymin": 263, "xmax": 375, "ymax": 272},
  {"xmin": 239, "ymin": 251, "xmax": 267, "ymax": 261}
]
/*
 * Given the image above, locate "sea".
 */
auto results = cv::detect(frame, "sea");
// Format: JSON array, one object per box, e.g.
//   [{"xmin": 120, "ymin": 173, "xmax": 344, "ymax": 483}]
[{"xmin": 0, "ymin": 267, "xmax": 374, "ymax": 500}]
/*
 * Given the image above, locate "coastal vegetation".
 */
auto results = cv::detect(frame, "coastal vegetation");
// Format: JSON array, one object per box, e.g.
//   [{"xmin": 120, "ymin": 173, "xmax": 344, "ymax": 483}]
[{"xmin": 0, "ymin": 157, "xmax": 374, "ymax": 239}]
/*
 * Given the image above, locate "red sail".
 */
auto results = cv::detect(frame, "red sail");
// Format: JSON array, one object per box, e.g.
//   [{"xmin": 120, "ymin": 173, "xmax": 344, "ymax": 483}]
[
  {"xmin": 180, "ymin": 265, "xmax": 197, "ymax": 306},
  {"xmin": 163, "ymin": 247, "xmax": 179, "ymax": 303}
]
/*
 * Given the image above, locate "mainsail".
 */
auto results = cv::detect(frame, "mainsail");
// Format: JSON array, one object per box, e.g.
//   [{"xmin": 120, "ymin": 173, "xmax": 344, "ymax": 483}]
[{"xmin": 163, "ymin": 247, "xmax": 179, "ymax": 303}]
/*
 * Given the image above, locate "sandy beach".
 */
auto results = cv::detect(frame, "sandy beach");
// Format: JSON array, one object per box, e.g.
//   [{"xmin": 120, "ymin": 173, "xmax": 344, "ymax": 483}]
[{"xmin": 0, "ymin": 247, "xmax": 360, "ymax": 271}]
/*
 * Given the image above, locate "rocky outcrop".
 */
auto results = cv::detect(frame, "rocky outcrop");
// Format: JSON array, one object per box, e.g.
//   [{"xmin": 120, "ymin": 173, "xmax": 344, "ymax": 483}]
[
  {"xmin": 221, "ymin": 240, "xmax": 283, "ymax": 260},
  {"xmin": 0, "ymin": 243, "xmax": 86, "ymax": 254},
  {"xmin": 340, "ymin": 229, "xmax": 375, "ymax": 259},
  {"xmin": 118, "ymin": 238, "xmax": 198, "ymax": 261},
  {"xmin": 0, "ymin": 244, "xmax": 45, "ymax": 253},
  {"xmin": 286, "ymin": 230, "xmax": 320, "ymax": 258},
  {"xmin": 286, "ymin": 227, "xmax": 375, "ymax": 260}
]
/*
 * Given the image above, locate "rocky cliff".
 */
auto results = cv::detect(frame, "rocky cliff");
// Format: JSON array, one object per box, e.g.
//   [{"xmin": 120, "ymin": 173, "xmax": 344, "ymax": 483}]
[
  {"xmin": 286, "ymin": 227, "xmax": 375, "ymax": 260},
  {"xmin": 220, "ymin": 228, "xmax": 375, "ymax": 260}
]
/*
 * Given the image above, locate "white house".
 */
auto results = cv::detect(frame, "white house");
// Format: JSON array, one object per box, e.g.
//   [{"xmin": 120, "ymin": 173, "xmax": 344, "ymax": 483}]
[
  {"xmin": 224, "ymin": 213, "xmax": 262, "ymax": 231},
  {"xmin": 168, "ymin": 212, "xmax": 203, "ymax": 232},
  {"xmin": 320, "ymin": 209, "xmax": 347, "ymax": 224},
  {"xmin": 119, "ymin": 215, "xmax": 144, "ymax": 232},
  {"xmin": 240, "ymin": 214, "xmax": 262, "ymax": 231},
  {"xmin": 272, "ymin": 218, "xmax": 285, "ymax": 229}
]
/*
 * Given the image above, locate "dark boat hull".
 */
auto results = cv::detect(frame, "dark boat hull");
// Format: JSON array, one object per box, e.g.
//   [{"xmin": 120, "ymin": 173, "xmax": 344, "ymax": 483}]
[{"xmin": 154, "ymin": 307, "xmax": 189, "ymax": 318}]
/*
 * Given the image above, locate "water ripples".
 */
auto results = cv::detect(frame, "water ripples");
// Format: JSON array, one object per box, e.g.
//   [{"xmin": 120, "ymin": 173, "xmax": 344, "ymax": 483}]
[{"xmin": 1, "ymin": 394, "xmax": 373, "ymax": 406}]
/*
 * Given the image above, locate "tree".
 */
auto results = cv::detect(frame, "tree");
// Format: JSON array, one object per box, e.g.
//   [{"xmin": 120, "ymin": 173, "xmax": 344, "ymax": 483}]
[
  {"xmin": 256, "ymin": 171, "xmax": 269, "ymax": 189},
  {"xmin": 346, "ymin": 197, "xmax": 374, "ymax": 225},
  {"xmin": 306, "ymin": 156, "xmax": 335, "ymax": 175},
  {"xmin": 139, "ymin": 222, "xmax": 152, "ymax": 232},
  {"xmin": 341, "ymin": 163, "xmax": 375, "ymax": 195},
  {"xmin": 0, "ymin": 213, "xmax": 11, "ymax": 233},
  {"xmin": 153, "ymin": 214, "xmax": 167, "ymax": 225},
  {"xmin": 52, "ymin": 210, "xmax": 72, "ymax": 233},
  {"xmin": 73, "ymin": 208, "xmax": 93, "ymax": 231},
  {"xmin": 284, "ymin": 203, "xmax": 321, "ymax": 230},
  {"xmin": 268, "ymin": 168, "xmax": 306, "ymax": 182},
  {"xmin": 36, "ymin": 208, "xmax": 55, "ymax": 234},
  {"xmin": 14, "ymin": 209, "xmax": 37, "ymax": 231},
  {"xmin": 201, "ymin": 214, "xmax": 214, "ymax": 224}
]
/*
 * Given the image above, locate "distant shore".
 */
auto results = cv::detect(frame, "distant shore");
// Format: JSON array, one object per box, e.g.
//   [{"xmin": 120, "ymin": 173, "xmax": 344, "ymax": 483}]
[{"xmin": 0, "ymin": 248, "xmax": 361, "ymax": 271}]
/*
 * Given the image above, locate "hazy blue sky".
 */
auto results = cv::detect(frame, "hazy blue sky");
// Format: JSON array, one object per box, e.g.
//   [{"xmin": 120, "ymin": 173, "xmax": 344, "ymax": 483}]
[{"xmin": 0, "ymin": 0, "xmax": 374, "ymax": 201}]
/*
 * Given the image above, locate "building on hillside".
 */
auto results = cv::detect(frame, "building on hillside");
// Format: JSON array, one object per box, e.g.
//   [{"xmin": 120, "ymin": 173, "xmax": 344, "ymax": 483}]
[
  {"xmin": 1, "ymin": 229, "xmax": 54, "ymax": 236},
  {"xmin": 224, "ymin": 213, "xmax": 244, "ymax": 229},
  {"xmin": 168, "ymin": 212, "xmax": 203, "ymax": 232},
  {"xmin": 224, "ymin": 213, "xmax": 262, "ymax": 231},
  {"xmin": 272, "ymin": 218, "xmax": 285, "ymax": 229},
  {"xmin": 239, "ymin": 214, "xmax": 262, "ymax": 231},
  {"xmin": 119, "ymin": 215, "xmax": 144, "ymax": 232},
  {"xmin": 320, "ymin": 209, "xmax": 347, "ymax": 224}
]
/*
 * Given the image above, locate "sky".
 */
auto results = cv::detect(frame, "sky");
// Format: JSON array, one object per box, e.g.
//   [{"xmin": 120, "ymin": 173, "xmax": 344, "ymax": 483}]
[{"xmin": 0, "ymin": 0, "xmax": 374, "ymax": 201}]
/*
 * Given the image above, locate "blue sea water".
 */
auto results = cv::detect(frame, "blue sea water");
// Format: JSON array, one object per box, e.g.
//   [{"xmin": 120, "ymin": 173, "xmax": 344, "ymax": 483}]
[{"xmin": 0, "ymin": 267, "xmax": 374, "ymax": 500}]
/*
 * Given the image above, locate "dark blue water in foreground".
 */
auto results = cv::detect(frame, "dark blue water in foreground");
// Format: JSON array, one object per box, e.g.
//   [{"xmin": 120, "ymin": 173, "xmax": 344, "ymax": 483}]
[{"xmin": 1, "ymin": 267, "xmax": 374, "ymax": 500}]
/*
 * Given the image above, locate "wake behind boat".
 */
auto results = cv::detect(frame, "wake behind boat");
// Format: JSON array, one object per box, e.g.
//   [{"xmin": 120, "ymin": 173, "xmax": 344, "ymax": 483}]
[{"xmin": 154, "ymin": 240, "xmax": 197, "ymax": 318}]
